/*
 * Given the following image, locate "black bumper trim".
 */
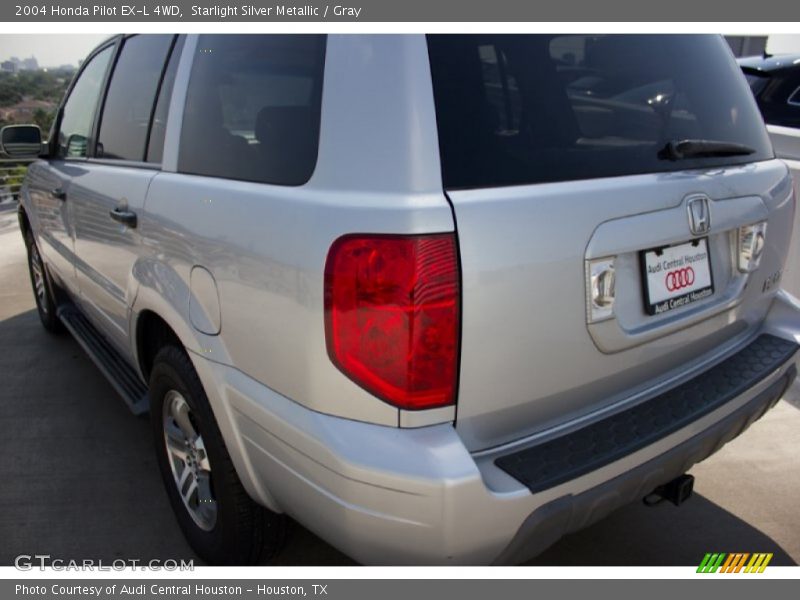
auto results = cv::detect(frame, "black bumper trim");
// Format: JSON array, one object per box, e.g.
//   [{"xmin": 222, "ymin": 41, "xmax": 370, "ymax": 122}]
[
  {"xmin": 495, "ymin": 334, "xmax": 798, "ymax": 494},
  {"xmin": 493, "ymin": 363, "xmax": 795, "ymax": 564}
]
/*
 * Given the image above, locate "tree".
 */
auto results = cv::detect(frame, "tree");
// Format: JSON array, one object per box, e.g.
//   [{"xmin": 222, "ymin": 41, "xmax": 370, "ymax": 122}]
[
  {"xmin": 0, "ymin": 80, "xmax": 22, "ymax": 106},
  {"xmin": 32, "ymin": 107, "xmax": 54, "ymax": 135}
]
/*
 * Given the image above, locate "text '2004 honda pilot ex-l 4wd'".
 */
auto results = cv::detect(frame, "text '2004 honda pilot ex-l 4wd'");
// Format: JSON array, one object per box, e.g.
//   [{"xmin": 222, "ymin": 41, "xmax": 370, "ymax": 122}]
[{"xmin": 10, "ymin": 34, "xmax": 800, "ymax": 565}]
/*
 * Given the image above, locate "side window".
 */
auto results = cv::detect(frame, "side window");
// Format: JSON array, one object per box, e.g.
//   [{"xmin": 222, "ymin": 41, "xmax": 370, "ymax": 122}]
[
  {"xmin": 57, "ymin": 45, "xmax": 113, "ymax": 158},
  {"xmin": 147, "ymin": 36, "xmax": 185, "ymax": 163},
  {"xmin": 96, "ymin": 35, "xmax": 175, "ymax": 161},
  {"xmin": 178, "ymin": 34, "xmax": 326, "ymax": 186}
]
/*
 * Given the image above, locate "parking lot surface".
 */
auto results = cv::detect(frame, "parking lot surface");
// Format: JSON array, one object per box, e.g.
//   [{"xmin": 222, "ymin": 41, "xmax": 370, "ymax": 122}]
[{"xmin": 1, "ymin": 204, "xmax": 799, "ymax": 567}]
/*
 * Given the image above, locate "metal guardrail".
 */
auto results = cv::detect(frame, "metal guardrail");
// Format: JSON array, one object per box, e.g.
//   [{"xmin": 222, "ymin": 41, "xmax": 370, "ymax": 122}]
[{"xmin": 0, "ymin": 158, "xmax": 35, "ymax": 206}]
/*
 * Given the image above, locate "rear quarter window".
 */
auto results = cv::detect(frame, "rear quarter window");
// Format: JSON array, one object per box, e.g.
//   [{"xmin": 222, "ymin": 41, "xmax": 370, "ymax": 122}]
[
  {"xmin": 427, "ymin": 35, "xmax": 774, "ymax": 190},
  {"xmin": 178, "ymin": 34, "xmax": 326, "ymax": 186}
]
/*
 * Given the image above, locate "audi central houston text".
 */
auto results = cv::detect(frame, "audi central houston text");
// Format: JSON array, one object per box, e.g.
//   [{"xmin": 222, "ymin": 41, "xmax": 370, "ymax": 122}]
[
  {"xmin": 15, "ymin": 585, "xmax": 253, "ymax": 597},
  {"xmin": 7, "ymin": 33, "xmax": 800, "ymax": 564}
]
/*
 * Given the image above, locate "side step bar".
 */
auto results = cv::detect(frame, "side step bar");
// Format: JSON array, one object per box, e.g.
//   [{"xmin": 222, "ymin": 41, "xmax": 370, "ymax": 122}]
[{"xmin": 57, "ymin": 304, "xmax": 149, "ymax": 416}]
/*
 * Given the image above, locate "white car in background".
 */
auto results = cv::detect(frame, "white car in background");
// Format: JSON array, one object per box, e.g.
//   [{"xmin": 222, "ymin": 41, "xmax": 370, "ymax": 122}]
[{"xmin": 740, "ymin": 54, "xmax": 800, "ymax": 294}]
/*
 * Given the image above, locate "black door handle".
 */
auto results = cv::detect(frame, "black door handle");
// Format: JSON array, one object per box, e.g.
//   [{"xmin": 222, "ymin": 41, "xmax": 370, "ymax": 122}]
[
  {"xmin": 109, "ymin": 208, "xmax": 137, "ymax": 228},
  {"xmin": 50, "ymin": 188, "xmax": 66, "ymax": 201}
]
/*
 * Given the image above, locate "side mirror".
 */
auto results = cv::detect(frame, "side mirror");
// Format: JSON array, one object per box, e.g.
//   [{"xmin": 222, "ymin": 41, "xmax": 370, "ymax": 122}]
[{"xmin": 0, "ymin": 124, "xmax": 44, "ymax": 159}]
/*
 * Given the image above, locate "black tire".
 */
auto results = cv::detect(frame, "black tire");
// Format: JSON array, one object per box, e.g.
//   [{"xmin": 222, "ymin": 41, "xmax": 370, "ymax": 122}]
[
  {"xmin": 24, "ymin": 230, "xmax": 63, "ymax": 333},
  {"xmin": 149, "ymin": 345, "xmax": 285, "ymax": 565}
]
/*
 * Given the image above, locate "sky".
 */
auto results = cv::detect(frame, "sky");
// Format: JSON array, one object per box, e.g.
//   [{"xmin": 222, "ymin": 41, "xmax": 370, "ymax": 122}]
[
  {"xmin": 0, "ymin": 35, "xmax": 111, "ymax": 67},
  {"xmin": 1, "ymin": 33, "xmax": 800, "ymax": 68}
]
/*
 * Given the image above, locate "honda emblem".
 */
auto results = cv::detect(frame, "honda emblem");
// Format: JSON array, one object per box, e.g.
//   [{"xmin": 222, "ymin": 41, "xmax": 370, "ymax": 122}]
[{"xmin": 687, "ymin": 196, "xmax": 711, "ymax": 236}]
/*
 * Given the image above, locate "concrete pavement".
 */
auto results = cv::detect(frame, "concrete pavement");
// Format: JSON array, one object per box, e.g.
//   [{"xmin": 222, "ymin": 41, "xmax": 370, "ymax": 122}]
[{"xmin": 0, "ymin": 204, "xmax": 798, "ymax": 566}]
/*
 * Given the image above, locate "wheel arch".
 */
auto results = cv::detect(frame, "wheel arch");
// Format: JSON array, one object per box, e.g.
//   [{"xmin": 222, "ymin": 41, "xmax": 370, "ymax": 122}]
[
  {"xmin": 131, "ymin": 284, "xmax": 283, "ymax": 514},
  {"xmin": 135, "ymin": 310, "xmax": 182, "ymax": 382}
]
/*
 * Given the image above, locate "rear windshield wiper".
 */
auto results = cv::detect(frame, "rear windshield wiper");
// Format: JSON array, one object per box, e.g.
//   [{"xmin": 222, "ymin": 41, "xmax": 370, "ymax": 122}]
[{"xmin": 658, "ymin": 139, "xmax": 756, "ymax": 161}]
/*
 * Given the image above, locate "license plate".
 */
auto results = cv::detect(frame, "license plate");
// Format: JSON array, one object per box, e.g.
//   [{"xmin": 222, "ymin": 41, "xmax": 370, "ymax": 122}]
[{"xmin": 641, "ymin": 238, "xmax": 714, "ymax": 315}]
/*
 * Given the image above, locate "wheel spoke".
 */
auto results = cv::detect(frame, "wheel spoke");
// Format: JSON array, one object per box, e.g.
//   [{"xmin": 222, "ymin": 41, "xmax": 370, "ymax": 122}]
[
  {"xmin": 178, "ymin": 460, "xmax": 193, "ymax": 488},
  {"xmin": 194, "ymin": 437, "xmax": 211, "ymax": 471},
  {"xmin": 171, "ymin": 398, "xmax": 198, "ymax": 442},
  {"xmin": 164, "ymin": 423, "xmax": 189, "ymax": 463},
  {"xmin": 162, "ymin": 390, "xmax": 216, "ymax": 531},
  {"xmin": 181, "ymin": 471, "xmax": 198, "ymax": 505}
]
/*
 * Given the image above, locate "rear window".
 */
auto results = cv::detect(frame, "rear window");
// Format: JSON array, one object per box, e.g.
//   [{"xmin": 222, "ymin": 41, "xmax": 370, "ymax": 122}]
[
  {"xmin": 427, "ymin": 35, "xmax": 774, "ymax": 190},
  {"xmin": 178, "ymin": 34, "xmax": 326, "ymax": 186}
]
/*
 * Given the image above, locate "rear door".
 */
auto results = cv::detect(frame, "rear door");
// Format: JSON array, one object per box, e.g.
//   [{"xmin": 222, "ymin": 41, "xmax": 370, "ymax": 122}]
[
  {"xmin": 69, "ymin": 34, "xmax": 180, "ymax": 360},
  {"xmin": 426, "ymin": 35, "xmax": 795, "ymax": 451}
]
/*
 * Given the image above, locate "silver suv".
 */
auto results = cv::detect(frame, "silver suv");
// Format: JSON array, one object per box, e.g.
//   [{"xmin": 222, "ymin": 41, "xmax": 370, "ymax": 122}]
[{"xmin": 9, "ymin": 34, "xmax": 800, "ymax": 565}]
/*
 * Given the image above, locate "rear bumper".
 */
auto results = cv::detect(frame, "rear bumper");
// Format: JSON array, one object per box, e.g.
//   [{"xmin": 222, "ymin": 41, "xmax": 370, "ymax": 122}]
[
  {"xmin": 493, "ymin": 363, "xmax": 795, "ymax": 564},
  {"xmin": 190, "ymin": 291, "xmax": 800, "ymax": 565},
  {"xmin": 494, "ymin": 333, "xmax": 797, "ymax": 495}
]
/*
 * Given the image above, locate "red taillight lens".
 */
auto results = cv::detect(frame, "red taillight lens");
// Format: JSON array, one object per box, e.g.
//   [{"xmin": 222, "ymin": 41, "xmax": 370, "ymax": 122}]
[{"xmin": 324, "ymin": 233, "xmax": 460, "ymax": 410}]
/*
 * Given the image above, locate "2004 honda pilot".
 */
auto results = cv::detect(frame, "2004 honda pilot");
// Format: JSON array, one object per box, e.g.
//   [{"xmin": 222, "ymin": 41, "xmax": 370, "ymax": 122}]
[{"xmin": 8, "ymin": 34, "xmax": 800, "ymax": 565}]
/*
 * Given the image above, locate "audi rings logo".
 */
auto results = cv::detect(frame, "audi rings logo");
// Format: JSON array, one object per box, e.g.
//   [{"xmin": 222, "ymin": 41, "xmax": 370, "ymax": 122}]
[{"xmin": 666, "ymin": 267, "xmax": 695, "ymax": 291}]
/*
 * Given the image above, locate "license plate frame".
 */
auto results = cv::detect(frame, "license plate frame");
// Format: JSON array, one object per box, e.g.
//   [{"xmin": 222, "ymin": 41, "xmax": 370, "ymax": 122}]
[{"xmin": 640, "ymin": 238, "xmax": 715, "ymax": 316}]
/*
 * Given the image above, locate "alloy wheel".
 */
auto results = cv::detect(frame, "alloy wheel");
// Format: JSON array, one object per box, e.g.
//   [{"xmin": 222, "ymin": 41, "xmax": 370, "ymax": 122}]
[{"xmin": 162, "ymin": 390, "xmax": 218, "ymax": 531}]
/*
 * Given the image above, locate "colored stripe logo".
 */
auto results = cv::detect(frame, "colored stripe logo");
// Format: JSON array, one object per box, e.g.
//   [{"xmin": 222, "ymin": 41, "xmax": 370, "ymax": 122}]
[{"xmin": 697, "ymin": 553, "xmax": 773, "ymax": 573}]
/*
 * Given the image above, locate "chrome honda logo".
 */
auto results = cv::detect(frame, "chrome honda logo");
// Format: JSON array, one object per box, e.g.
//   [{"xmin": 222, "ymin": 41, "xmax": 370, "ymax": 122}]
[{"xmin": 687, "ymin": 196, "xmax": 711, "ymax": 235}]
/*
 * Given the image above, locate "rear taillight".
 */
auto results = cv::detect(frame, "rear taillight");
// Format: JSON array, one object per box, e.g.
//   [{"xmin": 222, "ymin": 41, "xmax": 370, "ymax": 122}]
[
  {"xmin": 586, "ymin": 257, "xmax": 616, "ymax": 323},
  {"xmin": 324, "ymin": 233, "xmax": 460, "ymax": 410}
]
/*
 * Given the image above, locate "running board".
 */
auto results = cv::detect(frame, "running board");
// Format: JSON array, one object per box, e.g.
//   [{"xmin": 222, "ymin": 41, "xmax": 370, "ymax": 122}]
[{"xmin": 57, "ymin": 304, "xmax": 149, "ymax": 416}]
